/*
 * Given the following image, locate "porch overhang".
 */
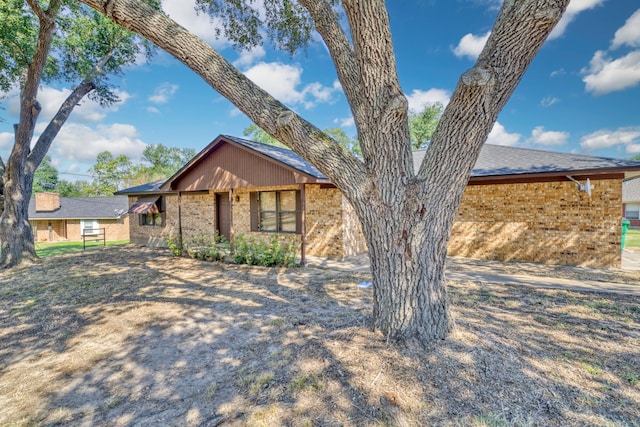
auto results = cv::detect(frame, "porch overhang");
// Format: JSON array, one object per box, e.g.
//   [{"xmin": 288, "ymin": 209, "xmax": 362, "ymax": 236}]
[{"xmin": 128, "ymin": 196, "xmax": 160, "ymax": 214}]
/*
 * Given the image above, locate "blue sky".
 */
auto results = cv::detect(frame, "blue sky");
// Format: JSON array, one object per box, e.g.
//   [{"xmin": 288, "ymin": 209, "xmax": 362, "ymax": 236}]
[{"xmin": 1, "ymin": 0, "xmax": 640, "ymax": 181}]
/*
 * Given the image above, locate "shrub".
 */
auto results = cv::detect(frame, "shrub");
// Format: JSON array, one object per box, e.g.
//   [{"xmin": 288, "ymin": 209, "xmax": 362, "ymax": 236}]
[
  {"xmin": 166, "ymin": 235, "xmax": 183, "ymax": 257},
  {"xmin": 182, "ymin": 232, "xmax": 229, "ymax": 261},
  {"xmin": 232, "ymin": 234, "xmax": 297, "ymax": 267}
]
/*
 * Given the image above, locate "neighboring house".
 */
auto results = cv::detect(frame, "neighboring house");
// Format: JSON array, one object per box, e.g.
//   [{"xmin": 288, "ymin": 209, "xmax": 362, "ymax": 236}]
[
  {"xmin": 28, "ymin": 192, "xmax": 130, "ymax": 242},
  {"xmin": 623, "ymin": 176, "xmax": 640, "ymax": 227},
  {"xmin": 117, "ymin": 135, "xmax": 640, "ymax": 268}
]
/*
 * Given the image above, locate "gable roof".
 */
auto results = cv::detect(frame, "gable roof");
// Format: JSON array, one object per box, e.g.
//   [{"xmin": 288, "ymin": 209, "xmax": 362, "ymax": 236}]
[
  {"xmin": 118, "ymin": 135, "xmax": 640, "ymax": 195},
  {"xmin": 28, "ymin": 196, "xmax": 129, "ymax": 220},
  {"xmin": 623, "ymin": 177, "xmax": 640, "ymax": 203},
  {"xmin": 222, "ymin": 135, "xmax": 327, "ymax": 179},
  {"xmin": 160, "ymin": 135, "xmax": 328, "ymax": 191},
  {"xmin": 413, "ymin": 144, "xmax": 640, "ymax": 180}
]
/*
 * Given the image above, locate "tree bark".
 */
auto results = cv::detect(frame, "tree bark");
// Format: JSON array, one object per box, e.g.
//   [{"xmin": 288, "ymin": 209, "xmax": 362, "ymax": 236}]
[{"xmin": 78, "ymin": 0, "xmax": 569, "ymax": 345}]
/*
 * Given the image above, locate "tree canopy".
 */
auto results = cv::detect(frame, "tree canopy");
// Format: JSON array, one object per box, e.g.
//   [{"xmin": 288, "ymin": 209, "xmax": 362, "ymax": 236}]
[
  {"xmin": 77, "ymin": 0, "xmax": 569, "ymax": 346},
  {"xmin": 0, "ymin": 0, "xmax": 155, "ymax": 267},
  {"xmin": 32, "ymin": 156, "xmax": 58, "ymax": 192}
]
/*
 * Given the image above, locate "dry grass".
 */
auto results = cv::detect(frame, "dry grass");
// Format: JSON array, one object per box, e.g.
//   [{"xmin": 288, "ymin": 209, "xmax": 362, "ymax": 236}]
[{"xmin": 0, "ymin": 245, "xmax": 639, "ymax": 426}]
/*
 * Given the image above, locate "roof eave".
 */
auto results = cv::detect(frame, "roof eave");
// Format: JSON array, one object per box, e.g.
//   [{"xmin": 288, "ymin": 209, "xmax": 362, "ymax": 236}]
[{"xmin": 469, "ymin": 166, "xmax": 640, "ymax": 185}]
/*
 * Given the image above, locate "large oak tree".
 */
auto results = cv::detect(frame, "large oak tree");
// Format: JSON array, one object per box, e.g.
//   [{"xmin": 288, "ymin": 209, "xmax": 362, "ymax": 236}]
[
  {"xmin": 78, "ymin": 0, "xmax": 569, "ymax": 346},
  {"xmin": 0, "ymin": 0, "xmax": 153, "ymax": 267}
]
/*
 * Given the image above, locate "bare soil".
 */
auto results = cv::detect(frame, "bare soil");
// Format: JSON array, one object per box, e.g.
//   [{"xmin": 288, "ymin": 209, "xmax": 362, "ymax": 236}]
[{"xmin": 1, "ymin": 245, "xmax": 639, "ymax": 426}]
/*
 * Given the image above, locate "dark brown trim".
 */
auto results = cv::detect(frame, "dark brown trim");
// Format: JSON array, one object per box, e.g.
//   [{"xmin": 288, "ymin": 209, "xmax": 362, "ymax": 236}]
[
  {"xmin": 300, "ymin": 184, "xmax": 306, "ymax": 266},
  {"xmin": 468, "ymin": 171, "xmax": 626, "ymax": 185},
  {"xmin": 229, "ymin": 189, "xmax": 234, "ymax": 247},
  {"xmin": 178, "ymin": 192, "xmax": 183, "ymax": 243}
]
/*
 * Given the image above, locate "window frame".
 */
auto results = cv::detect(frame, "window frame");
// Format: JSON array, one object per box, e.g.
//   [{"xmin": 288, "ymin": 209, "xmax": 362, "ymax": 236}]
[
  {"xmin": 251, "ymin": 190, "xmax": 301, "ymax": 234},
  {"xmin": 138, "ymin": 196, "xmax": 165, "ymax": 227},
  {"xmin": 80, "ymin": 219, "xmax": 99, "ymax": 236},
  {"xmin": 625, "ymin": 203, "xmax": 640, "ymax": 220}
]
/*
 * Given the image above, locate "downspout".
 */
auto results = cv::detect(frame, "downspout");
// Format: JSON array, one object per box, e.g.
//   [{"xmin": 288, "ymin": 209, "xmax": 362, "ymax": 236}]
[
  {"xmin": 300, "ymin": 183, "xmax": 306, "ymax": 266},
  {"xmin": 229, "ymin": 188, "xmax": 234, "ymax": 252},
  {"xmin": 178, "ymin": 191, "xmax": 183, "ymax": 246}
]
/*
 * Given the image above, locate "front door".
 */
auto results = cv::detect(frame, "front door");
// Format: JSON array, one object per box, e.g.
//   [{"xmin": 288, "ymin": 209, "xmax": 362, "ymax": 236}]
[{"xmin": 216, "ymin": 193, "xmax": 231, "ymax": 242}]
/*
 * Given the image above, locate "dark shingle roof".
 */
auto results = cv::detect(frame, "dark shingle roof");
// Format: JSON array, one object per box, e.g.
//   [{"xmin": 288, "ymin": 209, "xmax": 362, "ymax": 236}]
[
  {"xmin": 114, "ymin": 180, "xmax": 165, "ymax": 195},
  {"xmin": 222, "ymin": 135, "xmax": 327, "ymax": 179},
  {"xmin": 623, "ymin": 177, "xmax": 640, "ymax": 203},
  {"xmin": 119, "ymin": 135, "xmax": 640, "ymax": 196},
  {"xmin": 413, "ymin": 144, "xmax": 640, "ymax": 177},
  {"xmin": 28, "ymin": 196, "xmax": 129, "ymax": 219}
]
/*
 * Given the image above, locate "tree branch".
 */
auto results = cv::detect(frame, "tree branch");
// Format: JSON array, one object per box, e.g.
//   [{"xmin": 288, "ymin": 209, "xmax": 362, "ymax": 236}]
[
  {"xmin": 416, "ymin": 0, "xmax": 569, "ymax": 223},
  {"xmin": 11, "ymin": 0, "xmax": 62, "ymax": 180},
  {"xmin": 297, "ymin": 0, "xmax": 361, "ymax": 119},
  {"xmin": 341, "ymin": 0, "xmax": 412, "ymax": 188},
  {"xmin": 77, "ymin": 0, "xmax": 367, "ymax": 196},
  {"xmin": 27, "ymin": 80, "xmax": 96, "ymax": 173}
]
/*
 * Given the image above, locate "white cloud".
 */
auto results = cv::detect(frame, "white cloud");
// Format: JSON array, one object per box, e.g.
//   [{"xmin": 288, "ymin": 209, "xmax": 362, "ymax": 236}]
[
  {"xmin": 405, "ymin": 89, "xmax": 451, "ymax": 112},
  {"xmin": 51, "ymin": 122, "xmax": 147, "ymax": 164},
  {"xmin": 580, "ymin": 128, "xmax": 640, "ymax": 152},
  {"xmin": 148, "ymin": 83, "xmax": 179, "ymax": 104},
  {"xmin": 549, "ymin": 0, "xmax": 605, "ymax": 40},
  {"xmin": 627, "ymin": 144, "xmax": 640, "ymax": 154},
  {"xmin": 161, "ymin": 0, "xmax": 228, "ymax": 48},
  {"xmin": 486, "ymin": 122, "xmax": 521, "ymax": 146},
  {"xmin": 453, "ymin": 31, "xmax": 490, "ymax": 60},
  {"xmin": 7, "ymin": 86, "xmax": 131, "ymax": 123},
  {"xmin": 243, "ymin": 62, "xmax": 339, "ymax": 109},
  {"xmin": 582, "ymin": 50, "xmax": 640, "ymax": 95},
  {"xmin": 233, "ymin": 46, "xmax": 266, "ymax": 68},
  {"xmin": 334, "ymin": 116, "xmax": 355, "ymax": 128},
  {"xmin": 611, "ymin": 9, "xmax": 640, "ymax": 49},
  {"xmin": 528, "ymin": 126, "xmax": 569, "ymax": 147},
  {"xmin": 550, "ymin": 68, "xmax": 566, "ymax": 77},
  {"xmin": 0, "ymin": 132, "xmax": 13, "ymax": 150},
  {"xmin": 540, "ymin": 96, "xmax": 559, "ymax": 107},
  {"xmin": 147, "ymin": 106, "xmax": 161, "ymax": 114}
]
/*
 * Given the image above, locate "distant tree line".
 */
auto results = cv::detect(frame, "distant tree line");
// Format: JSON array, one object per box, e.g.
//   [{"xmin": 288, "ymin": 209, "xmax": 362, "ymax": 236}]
[{"xmin": 32, "ymin": 144, "xmax": 195, "ymax": 197}]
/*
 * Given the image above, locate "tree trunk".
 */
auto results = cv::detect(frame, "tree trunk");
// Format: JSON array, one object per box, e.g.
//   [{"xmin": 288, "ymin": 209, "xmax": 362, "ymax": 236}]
[
  {"xmin": 78, "ymin": 0, "xmax": 568, "ymax": 346},
  {"xmin": 364, "ymin": 211, "xmax": 453, "ymax": 343},
  {"xmin": 0, "ymin": 166, "xmax": 38, "ymax": 267},
  {"xmin": 0, "ymin": 78, "xmax": 95, "ymax": 268}
]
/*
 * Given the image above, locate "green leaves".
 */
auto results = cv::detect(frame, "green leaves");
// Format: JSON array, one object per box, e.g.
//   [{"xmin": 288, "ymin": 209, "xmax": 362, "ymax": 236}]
[
  {"xmin": 32, "ymin": 155, "xmax": 58, "ymax": 192},
  {"xmin": 408, "ymin": 102, "xmax": 443, "ymax": 150},
  {"xmin": 1, "ymin": 1, "xmax": 155, "ymax": 105},
  {"xmin": 195, "ymin": 0, "xmax": 316, "ymax": 55}
]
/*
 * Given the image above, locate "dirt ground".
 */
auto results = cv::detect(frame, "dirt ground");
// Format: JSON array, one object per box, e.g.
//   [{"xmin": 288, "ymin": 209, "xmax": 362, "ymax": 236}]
[{"xmin": 1, "ymin": 245, "xmax": 639, "ymax": 426}]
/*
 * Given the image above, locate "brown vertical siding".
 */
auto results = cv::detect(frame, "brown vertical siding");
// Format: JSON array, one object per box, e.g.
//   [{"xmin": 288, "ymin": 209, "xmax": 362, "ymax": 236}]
[{"xmin": 174, "ymin": 144, "xmax": 309, "ymax": 191}]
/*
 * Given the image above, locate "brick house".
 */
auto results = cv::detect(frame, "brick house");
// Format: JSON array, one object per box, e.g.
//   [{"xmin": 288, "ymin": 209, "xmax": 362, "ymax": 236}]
[
  {"xmin": 28, "ymin": 192, "xmax": 130, "ymax": 242},
  {"xmin": 623, "ymin": 176, "xmax": 640, "ymax": 227},
  {"xmin": 118, "ymin": 135, "xmax": 640, "ymax": 268}
]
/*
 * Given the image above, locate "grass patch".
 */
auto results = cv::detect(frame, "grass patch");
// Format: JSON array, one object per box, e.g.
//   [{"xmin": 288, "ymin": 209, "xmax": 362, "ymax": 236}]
[
  {"xmin": 289, "ymin": 372, "xmax": 324, "ymax": 394},
  {"xmin": 625, "ymin": 228, "xmax": 640, "ymax": 248},
  {"xmin": 35, "ymin": 240, "xmax": 129, "ymax": 257}
]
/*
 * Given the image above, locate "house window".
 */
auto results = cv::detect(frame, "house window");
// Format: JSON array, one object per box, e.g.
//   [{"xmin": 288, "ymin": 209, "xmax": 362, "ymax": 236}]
[
  {"xmin": 81, "ymin": 219, "xmax": 99, "ymax": 235},
  {"xmin": 134, "ymin": 196, "xmax": 165, "ymax": 227},
  {"xmin": 251, "ymin": 190, "xmax": 300, "ymax": 233},
  {"xmin": 142, "ymin": 212, "xmax": 164, "ymax": 226},
  {"xmin": 626, "ymin": 204, "xmax": 640, "ymax": 220}
]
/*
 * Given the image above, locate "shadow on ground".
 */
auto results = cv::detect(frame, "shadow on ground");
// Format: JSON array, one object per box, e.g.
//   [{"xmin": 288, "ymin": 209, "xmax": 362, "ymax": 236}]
[{"xmin": 0, "ymin": 245, "xmax": 638, "ymax": 426}]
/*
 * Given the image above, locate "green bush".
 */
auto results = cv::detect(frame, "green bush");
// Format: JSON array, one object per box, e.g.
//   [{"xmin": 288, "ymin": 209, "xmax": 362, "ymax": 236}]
[
  {"xmin": 166, "ymin": 235, "xmax": 183, "ymax": 257},
  {"xmin": 182, "ymin": 232, "xmax": 229, "ymax": 261},
  {"xmin": 232, "ymin": 234, "xmax": 297, "ymax": 267}
]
